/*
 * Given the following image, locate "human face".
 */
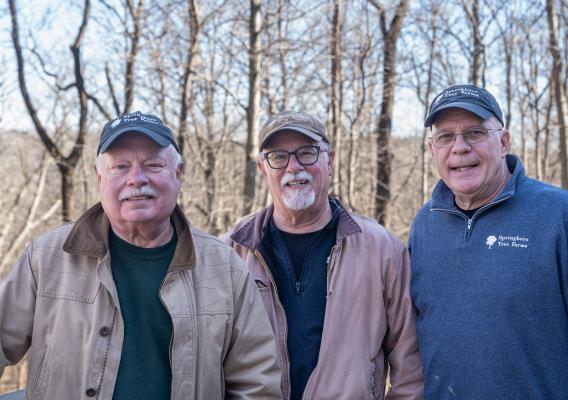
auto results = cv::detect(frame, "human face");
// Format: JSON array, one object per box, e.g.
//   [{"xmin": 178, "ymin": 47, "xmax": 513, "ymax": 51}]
[
  {"xmin": 96, "ymin": 133, "xmax": 182, "ymax": 232},
  {"xmin": 258, "ymin": 131, "xmax": 334, "ymax": 213},
  {"xmin": 430, "ymin": 108, "xmax": 510, "ymax": 209}
]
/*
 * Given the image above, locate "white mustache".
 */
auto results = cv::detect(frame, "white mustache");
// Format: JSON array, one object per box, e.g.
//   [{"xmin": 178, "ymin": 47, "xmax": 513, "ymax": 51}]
[
  {"xmin": 119, "ymin": 186, "xmax": 158, "ymax": 201},
  {"xmin": 280, "ymin": 171, "xmax": 313, "ymax": 187}
]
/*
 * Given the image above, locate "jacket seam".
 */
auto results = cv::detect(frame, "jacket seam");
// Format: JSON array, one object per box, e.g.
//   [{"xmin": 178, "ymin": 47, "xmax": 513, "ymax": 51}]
[{"xmin": 384, "ymin": 239, "xmax": 405, "ymax": 291}]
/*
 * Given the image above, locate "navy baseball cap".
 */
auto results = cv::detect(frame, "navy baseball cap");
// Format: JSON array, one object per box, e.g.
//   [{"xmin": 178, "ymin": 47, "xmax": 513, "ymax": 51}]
[
  {"xmin": 97, "ymin": 111, "xmax": 179, "ymax": 154},
  {"xmin": 424, "ymin": 84, "xmax": 504, "ymax": 128}
]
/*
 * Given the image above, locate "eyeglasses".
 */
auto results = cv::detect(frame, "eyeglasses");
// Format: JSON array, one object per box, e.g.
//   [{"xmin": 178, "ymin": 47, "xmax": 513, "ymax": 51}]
[
  {"xmin": 430, "ymin": 128, "xmax": 502, "ymax": 148},
  {"xmin": 262, "ymin": 145, "xmax": 326, "ymax": 169}
]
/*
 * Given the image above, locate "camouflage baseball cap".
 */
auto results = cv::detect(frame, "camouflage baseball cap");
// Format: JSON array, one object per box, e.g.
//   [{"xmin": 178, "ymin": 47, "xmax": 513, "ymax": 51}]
[{"xmin": 258, "ymin": 111, "xmax": 329, "ymax": 150}]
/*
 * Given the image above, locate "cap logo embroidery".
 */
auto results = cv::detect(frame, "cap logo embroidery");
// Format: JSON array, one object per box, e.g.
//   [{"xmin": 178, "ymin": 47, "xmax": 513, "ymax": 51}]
[
  {"xmin": 441, "ymin": 87, "xmax": 481, "ymax": 100},
  {"xmin": 110, "ymin": 118, "xmax": 121, "ymax": 129}
]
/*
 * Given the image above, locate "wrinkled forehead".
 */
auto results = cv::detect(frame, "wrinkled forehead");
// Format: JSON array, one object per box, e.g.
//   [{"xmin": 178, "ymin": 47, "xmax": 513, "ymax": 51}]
[{"xmin": 431, "ymin": 108, "xmax": 487, "ymax": 130}]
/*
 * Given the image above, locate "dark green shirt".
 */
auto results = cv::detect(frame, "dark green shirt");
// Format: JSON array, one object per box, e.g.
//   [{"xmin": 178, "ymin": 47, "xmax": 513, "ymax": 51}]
[{"xmin": 110, "ymin": 229, "xmax": 176, "ymax": 400}]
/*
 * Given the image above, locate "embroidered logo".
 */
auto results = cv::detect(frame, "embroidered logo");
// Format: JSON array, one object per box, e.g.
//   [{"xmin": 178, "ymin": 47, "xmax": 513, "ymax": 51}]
[
  {"xmin": 485, "ymin": 234, "xmax": 529, "ymax": 249},
  {"xmin": 110, "ymin": 118, "xmax": 122, "ymax": 128}
]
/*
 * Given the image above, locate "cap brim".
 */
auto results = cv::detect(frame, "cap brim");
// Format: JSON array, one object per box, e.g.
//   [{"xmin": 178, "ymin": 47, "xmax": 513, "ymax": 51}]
[
  {"xmin": 261, "ymin": 125, "xmax": 323, "ymax": 149},
  {"xmin": 98, "ymin": 127, "xmax": 171, "ymax": 154},
  {"xmin": 424, "ymin": 102, "xmax": 493, "ymax": 127}
]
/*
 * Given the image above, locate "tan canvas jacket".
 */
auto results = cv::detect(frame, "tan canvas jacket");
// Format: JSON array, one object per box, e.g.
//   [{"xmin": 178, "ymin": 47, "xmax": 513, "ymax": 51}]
[
  {"xmin": 0, "ymin": 203, "xmax": 282, "ymax": 400},
  {"xmin": 222, "ymin": 200, "xmax": 424, "ymax": 400}
]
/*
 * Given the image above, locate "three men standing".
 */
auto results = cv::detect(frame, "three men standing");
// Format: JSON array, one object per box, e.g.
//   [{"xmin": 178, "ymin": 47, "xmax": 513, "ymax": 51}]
[
  {"xmin": 410, "ymin": 85, "xmax": 568, "ymax": 399},
  {"xmin": 224, "ymin": 111, "xmax": 424, "ymax": 399}
]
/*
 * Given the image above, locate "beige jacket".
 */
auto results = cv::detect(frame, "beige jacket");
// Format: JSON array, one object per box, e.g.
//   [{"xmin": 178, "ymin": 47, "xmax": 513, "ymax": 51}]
[
  {"xmin": 223, "ymin": 201, "xmax": 424, "ymax": 400},
  {"xmin": 0, "ymin": 203, "xmax": 282, "ymax": 400}
]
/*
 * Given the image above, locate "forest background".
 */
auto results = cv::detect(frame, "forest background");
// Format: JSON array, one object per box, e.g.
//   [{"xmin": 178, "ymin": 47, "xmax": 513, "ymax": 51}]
[{"xmin": 1, "ymin": 0, "xmax": 568, "ymax": 392}]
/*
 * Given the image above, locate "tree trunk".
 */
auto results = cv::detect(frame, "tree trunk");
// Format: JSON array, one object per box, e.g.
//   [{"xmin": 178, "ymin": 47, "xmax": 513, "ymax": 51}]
[
  {"xmin": 59, "ymin": 165, "xmax": 76, "ymax": 223},
  {"xmin": 243, "ymin": 0, "xmax": 262, "ymax": 215},
  {"xmin": 9, "ymin": 0, "xmax": 90, "ymax": 221},
  {"xmin": 546, "ymin": 0, "xmax": 568, "ymax": 188},
  {"xmin": 330, "ymin": 0, "xmax": 343, "ymax": 198},
  {"xmin": 123, "ymin": 0, "xmax": 144, "ymax": 114},
  {"xmin": 369, "ymin": 0, "xmax": 410, "ymax": 226},
  {"xmin": 467, "ymin": 0, "xmax": 482, "ymax": 86}
]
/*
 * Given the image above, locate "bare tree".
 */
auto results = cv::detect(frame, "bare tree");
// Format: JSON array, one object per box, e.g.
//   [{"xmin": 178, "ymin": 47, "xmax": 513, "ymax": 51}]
[
  {"xmin": 9, "ymin": 0, "xmax": 91, "ymax": 222},
  {"xmin": 546, "ymin": 0, "xmax": 568, "ymax": 188},
  {"xmin": 369, "ymin": 0, "xmax": 410, "ymax": 226},
  {"xmin": 330, "ymin": 0, "xmax": 344, "ymax": 198},
  {"xmin": 243, "ymin": 0, "xmax": 262, "ymax": 215}
]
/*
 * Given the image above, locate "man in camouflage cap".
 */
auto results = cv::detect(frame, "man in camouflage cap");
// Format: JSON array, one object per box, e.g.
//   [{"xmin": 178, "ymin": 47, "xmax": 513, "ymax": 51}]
[{"xmin": 223, "ymin": 110, "xmax": 423, "ymax": 399}]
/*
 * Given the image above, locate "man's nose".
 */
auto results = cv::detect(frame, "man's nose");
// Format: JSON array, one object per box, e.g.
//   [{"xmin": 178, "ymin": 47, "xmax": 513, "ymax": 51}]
[
  {"xmin": 286, "ymin": 153, "xmax": 304, "ymax": 172},
  {"xmin": 451, "ymin": 133, "xmax": 471, "ymax": 153},
  {"xmin": 127, "ymin": 165, "xmax": 149, "ymax": 186}
]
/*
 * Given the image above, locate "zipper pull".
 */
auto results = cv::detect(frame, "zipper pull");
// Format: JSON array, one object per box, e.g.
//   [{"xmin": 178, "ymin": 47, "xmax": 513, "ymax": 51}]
[
  {"xmin": 295, "ymin": 281, "xmax": 301, "ymax": 294},
  {"xmin": 467, "ymin": 218, "xmax": 472, "ymax": 231}
]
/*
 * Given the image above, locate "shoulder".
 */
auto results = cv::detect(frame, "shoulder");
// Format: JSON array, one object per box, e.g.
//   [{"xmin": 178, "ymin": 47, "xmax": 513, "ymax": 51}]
[
  {"xmin": 27, "ymin": 223, "xmax": 75, "ymax": 256},
  {"xmin": 521, "ymin": 177, "xmax": 568, "ymax": 202},
  {"xmin": 344, "ymin": 212, "xmax": 406, "ymax": 255},
  {"xmin": 516, "ymin": 177, "xmax": 568, "ymax": 219},
  {"xmin": 34, "ymin": 222, "xmax": 74, "ymax": 243},
  {"xmin": 221, "ymin": 213, "xmax": 257, "ymax": 243},
  {"xmin": 412, "ymin": 200, "xmax": 433, "ymax": 224},
  {"xmin": 191, "ymin": 226, "xmax": 241, "ymax": 259},
  {"xmin": 190, "ymin": 226, "xmax": 248, "ymax": 281}
]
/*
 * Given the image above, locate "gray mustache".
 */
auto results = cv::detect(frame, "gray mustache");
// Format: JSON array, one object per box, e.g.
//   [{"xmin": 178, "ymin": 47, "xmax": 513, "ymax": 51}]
[
  {"xmin": 280, "ymin": 171, "xmax": 313, "ymax": 187},
  {"xmin": 119, "ymin": 186, "xmax": 158, "ymax": 201}
]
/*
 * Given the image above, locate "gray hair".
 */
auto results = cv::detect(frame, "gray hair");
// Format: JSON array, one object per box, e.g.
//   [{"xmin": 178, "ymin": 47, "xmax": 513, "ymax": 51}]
[{"xmin": 95, "ymin": 144, "xmax": 183, "ymax": 172}]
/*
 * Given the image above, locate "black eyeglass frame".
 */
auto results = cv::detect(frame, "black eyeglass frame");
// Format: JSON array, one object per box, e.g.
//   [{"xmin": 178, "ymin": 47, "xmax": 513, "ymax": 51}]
[{"xmin": 262, "ymin": 144, "xmax": 327, "ymax": 169}]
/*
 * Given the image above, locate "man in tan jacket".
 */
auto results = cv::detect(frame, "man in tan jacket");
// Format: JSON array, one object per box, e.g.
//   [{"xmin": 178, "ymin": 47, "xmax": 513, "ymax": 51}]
[
  {"xmin": 223, "ymin": 111, "xmax": 423, "ymax": 400},
  {"xmin": 0, "ymin": 111, "xmax": 281, "ymax": 399}
]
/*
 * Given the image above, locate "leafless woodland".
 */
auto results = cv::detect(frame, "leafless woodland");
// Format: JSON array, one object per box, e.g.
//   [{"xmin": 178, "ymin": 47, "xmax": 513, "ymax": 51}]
[{"xmin": 1, "ymin": 0, "xmax": 568, "ymax": 392}]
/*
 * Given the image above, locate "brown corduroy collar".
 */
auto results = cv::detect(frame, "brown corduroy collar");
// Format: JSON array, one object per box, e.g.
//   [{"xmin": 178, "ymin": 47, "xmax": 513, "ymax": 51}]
[{"xmin": 62, "ymin": 202, "xmax": 196, "ymax": 270}]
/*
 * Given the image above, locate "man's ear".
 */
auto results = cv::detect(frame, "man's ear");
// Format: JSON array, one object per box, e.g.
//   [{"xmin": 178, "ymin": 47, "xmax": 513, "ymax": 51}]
[
  {"xmin": 500, "ymin": 129, "xmax": 510, "ymax": 156},
  {"xmin": 257, "ymin": 158, "xmax": 267, "ymax": 177},
  {"xmin": 93, "ymin": 163, "xmax": 101, "ymax": 184},
  {"xmin": 327, "ymin": 148, "xmax": 335, "ymax": 176},
  {"xmin": 176, "ymin": 161, "xmax": 185, "ymax": 180}
]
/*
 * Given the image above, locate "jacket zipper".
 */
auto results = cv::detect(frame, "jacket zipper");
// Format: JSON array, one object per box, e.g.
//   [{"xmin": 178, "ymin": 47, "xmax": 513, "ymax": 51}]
[
  {"xmin": 326, "ymin": 244, "xmax": 339, "ymax": 293},
  {"xmin": 159, "ymin": 273, "xmax": 175, "ymax": 368},
  {"xmin": 302, "ymin": 243, "xmax": 340, "ymax": 399},
  {"xmin": 253, "ymin": 249, "xmax": 292, "ymax": 398},
  {"xmin": 431, "ymin": 194, "xmax": 512, "ymax": 240},
  {"xmin": 95, "ymin": 309, "xmax": 117, "ymax": 399}
]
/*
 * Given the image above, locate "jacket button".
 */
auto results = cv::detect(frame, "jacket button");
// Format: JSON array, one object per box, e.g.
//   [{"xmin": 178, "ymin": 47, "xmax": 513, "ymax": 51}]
[
  {"xmin": 99, "ymin": 326, "xmax": 111, "ymax": 337},
  {"xmin": 86, "ymin": 387, "xmax": 97, "ymax": 397}
]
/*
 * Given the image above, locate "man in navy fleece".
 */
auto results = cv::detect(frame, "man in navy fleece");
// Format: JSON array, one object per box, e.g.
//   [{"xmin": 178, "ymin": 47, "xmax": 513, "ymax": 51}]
[{"xmin": 409, "ymin": 84, "xmax": 568, "ymax": 400}]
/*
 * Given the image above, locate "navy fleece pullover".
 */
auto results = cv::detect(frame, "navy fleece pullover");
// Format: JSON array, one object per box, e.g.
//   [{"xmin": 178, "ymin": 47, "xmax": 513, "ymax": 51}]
[{"xmin": 409, "ymin": 155, "xmax": 568, "ymax": 400}]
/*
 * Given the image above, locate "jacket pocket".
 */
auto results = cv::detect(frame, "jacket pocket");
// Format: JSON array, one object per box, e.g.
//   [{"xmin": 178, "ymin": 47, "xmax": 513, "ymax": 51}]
[
  {"xmin": 30, "ymin": 345, "xmax": 49, "ymax": 400},
  {"xmin": 254, "ymin": 277, "xmax": 269, "ymax": 291},
  {"xmin": 37, "ymin": 274, "xmax": 100, "ymax": 304}
]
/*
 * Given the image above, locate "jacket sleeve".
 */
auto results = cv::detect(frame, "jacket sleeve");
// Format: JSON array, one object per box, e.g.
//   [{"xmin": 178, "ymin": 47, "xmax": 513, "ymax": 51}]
[
  {"xmin": 383, "ymin": 243, "xmax": 424, "ymax": 399},
  {"xmin": 0, "ymin": 244, "xmax": 37, "ymax": 377},
  {"xmin": 223, "ymin": 250, "xmax": 282, "ymax": 399}
]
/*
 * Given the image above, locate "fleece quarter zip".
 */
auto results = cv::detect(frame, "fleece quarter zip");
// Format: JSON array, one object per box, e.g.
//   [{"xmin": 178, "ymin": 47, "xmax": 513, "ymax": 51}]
[{"xmin": 409, "ymin": 155, "xmax": 568, "ymax": 400}]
